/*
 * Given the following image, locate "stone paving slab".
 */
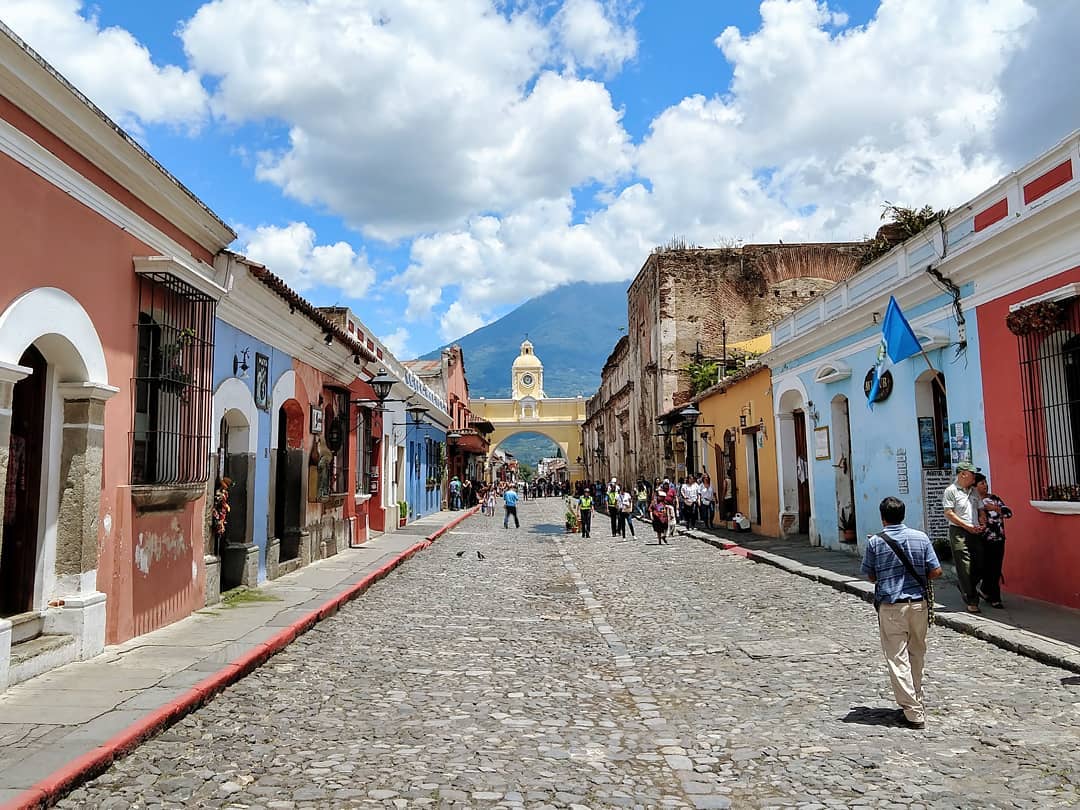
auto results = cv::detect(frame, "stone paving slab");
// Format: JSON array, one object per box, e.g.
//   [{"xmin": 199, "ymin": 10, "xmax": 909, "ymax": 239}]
[
  {"xmin": 49, "ymin": 498, "xmax": 1080, "ymax": 809},
  {"xmin": 691, "ymin": 526, "xmax": 1080, "ymax": 674},
  {"xmin": 0, "ymin": 508, "xmax": 475, "ymax": 805}
]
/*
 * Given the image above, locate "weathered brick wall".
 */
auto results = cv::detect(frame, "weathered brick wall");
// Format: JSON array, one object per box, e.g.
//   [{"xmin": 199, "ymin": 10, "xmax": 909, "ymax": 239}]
[{"xmin": 610, "ymin": 243, "xmax": 864, "ymax": 478}]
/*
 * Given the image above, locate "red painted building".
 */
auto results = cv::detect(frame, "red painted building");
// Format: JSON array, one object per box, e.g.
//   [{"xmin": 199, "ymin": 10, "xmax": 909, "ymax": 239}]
[{"xmin": 972, "ymin": 135, "xmax": 1080, "ymax": 609}]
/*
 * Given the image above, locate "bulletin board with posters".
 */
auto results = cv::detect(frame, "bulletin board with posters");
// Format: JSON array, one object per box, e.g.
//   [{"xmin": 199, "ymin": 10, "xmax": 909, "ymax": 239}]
[{"xmin": 950, "ymin": 421, "xmax": 972, "ymax": 466}]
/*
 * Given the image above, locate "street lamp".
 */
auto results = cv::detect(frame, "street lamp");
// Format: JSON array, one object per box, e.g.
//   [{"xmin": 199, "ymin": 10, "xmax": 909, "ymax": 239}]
[
  {"xmin": 405, "ymin": 402, "xmax": 429, "ymax": 424},
  {"xmin": 369, "ymin": 369, "xmax": 396, "ymax": 403}
]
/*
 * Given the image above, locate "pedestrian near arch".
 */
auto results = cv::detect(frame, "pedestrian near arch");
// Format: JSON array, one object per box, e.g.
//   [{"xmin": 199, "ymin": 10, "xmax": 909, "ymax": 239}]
[
  {"xmin": 503, "ymin": 484, "xmax": 520, "ymax": 529},
  {"xmin": 579, "ymin": 489, "xmax": 594, "ymax": 538}
]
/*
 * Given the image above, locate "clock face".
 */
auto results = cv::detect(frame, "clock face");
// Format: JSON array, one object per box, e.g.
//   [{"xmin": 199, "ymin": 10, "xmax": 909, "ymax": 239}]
[{"xmin": 521, "ymin": 373, "xmax": 535, "ymax": 387}]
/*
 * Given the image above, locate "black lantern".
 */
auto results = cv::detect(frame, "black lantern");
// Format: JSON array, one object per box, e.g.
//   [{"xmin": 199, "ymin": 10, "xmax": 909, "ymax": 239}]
[
  {"xmin": 680, "ymin": 404, "xmax": 701, "ymax": 425},
  {"xmin": 369, "ymin": 369, "xmax": 396, "ymax": 403},
  {"xmin": 447, "ymin": 431, "xmax": 462, "ymax": 446},
  {"xmin": 405, "ymin": 402, "xmax": 429, "ymax": 424}
]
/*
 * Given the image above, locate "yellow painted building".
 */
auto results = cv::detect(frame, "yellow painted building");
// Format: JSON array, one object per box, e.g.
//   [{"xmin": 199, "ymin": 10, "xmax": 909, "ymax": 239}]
[
  {"xmin": 471, "ymin": 340, "xmax": 587, "ymax": 479},
  {"xmin": 696, "ymin": 364, "xmax": 780, "ymax": 537}
]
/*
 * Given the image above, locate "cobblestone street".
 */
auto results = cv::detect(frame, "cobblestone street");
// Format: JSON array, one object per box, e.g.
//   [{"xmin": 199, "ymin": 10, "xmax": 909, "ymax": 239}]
[{"xmin": 60, "ymin": 500, "xmax": 1080, "ymax": 809}]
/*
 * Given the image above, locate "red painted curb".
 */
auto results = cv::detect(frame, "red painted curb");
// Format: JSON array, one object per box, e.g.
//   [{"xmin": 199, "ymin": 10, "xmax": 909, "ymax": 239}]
[{"xmin": 1, "ymin": 508, "xmax": 478, "ymax": 810}]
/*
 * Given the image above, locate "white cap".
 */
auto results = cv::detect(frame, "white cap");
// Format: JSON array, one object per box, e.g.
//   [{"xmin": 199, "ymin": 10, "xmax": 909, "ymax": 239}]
[{"xmin": 610, "ymin": 477, "xmax": 617, "ymax": 484}]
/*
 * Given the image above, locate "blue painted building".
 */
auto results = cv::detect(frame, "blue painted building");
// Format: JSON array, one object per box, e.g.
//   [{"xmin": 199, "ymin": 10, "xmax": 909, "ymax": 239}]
[{"xmin": 766, "ymin": 229, "xmax": 988, "ymax": 554}]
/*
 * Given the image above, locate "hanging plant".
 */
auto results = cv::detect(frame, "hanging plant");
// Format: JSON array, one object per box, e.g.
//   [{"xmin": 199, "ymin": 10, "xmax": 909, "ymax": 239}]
[
  {"xmin": 1006, "ymin": 300, "xmax": 1066, "ymax": 336},
  {"xmin": 211, "ymin": 477, "xmax": 231, "ymax": 539}
]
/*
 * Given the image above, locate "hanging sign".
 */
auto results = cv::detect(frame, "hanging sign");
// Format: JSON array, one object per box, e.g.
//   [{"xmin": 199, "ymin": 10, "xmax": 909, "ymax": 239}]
[{"xmin": 863, "ymin": 369, "xmax": 893, "ymax": 403}]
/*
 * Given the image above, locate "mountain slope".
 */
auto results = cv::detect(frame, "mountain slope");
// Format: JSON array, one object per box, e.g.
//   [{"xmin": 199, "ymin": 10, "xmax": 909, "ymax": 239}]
[{"xmin": 422, "ymin": 281, "xmax": 628, "ymax": 397}]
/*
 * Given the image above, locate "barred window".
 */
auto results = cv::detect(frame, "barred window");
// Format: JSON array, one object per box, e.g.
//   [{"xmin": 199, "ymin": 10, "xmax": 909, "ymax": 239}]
[
  {"xmin": 354, "ymin": 406, "xmax": 373, "ymax": 494},
  {"xmin": 1019, "ymin": 297, "xmax": 1080, "ymax": 502},
  {"xmin": 324, "ymin": 389, "xmax": 350, "ymax": 495},
  {"xmin": 132, "ymin": 273, "xmax": 215, "ymax": 486}
]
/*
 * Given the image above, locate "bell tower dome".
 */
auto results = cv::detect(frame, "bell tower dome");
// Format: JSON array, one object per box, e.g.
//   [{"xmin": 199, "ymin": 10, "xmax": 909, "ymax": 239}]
[{"xmin": 511, "ymin": 339, "xmax": 544, "ymax": 400}]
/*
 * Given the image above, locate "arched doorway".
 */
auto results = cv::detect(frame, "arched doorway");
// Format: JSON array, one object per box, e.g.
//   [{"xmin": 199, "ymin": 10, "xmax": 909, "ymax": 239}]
[
  {"xmin": 777, "ymin": 388, "xmax": 812, "ymax": 538},
  {"xmin": 717, "ymin": 429, "xmax": 737, "ymax": 520},
  {"xmin": 219, "ymin": 408, "xmax": 252, "ymax": 591},
  {"xmin": 1, "ymin": 345, "xmax": 47, "ymax": 618},
  {"xmin": 832, "ymin": 395, "xmax": 856, "ymax": 543},
  {"xmin": 275, "ymin": 400, "xmax": 305, "ymax": 563}
]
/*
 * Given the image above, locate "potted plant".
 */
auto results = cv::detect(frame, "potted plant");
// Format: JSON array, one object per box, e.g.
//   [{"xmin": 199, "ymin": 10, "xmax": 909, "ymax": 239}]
[
  {"xmin": 397, "ymin": 500, "xmax": 408, "ymax": 528},
  {"xmin": 839, "ymin": 505, "xmax": 857, "ymax": 543},
  {"xmin": 564, "ymin": 497, "xmax": 580, "ymax": 533},
  {"xmin": 157, "ymin": 327, "xmax": 197, "ymax": 397}
]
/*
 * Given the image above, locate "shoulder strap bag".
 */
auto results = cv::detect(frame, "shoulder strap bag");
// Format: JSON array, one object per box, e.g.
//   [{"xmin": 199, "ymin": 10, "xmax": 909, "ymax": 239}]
[{"xmin": 876, "ymin": 532, "xmax": 935, "ymax": 627}]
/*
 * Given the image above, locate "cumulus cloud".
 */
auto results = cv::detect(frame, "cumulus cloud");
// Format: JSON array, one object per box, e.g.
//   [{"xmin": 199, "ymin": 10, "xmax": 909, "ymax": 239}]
[
  {"xmin": 237, "ymin": 222, "xmax": 375, "ymax": 298},
  {"xmin": 180, "ymin": 0, "xmax": 633, "ymax": 240},
  {"xmin": 380, "ymin": 327, "xmax": 412, "ymax": 359},
  {"xmin": 400, "ymin": 0, "xmax": 1041, "ymax": 329},
  {"xmin": 0, "ymin": 0, "xmax": 208, "ymax": 132},
  {"xmin": 555, "ymin": 0, "xmax": 639, "ymax": 75}
]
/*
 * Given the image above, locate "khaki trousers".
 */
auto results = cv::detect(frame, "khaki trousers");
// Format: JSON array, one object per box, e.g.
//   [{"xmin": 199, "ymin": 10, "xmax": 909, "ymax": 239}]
[{"xmin": 877, "ymin": 600, "xmax": 928, "ymax": 723}]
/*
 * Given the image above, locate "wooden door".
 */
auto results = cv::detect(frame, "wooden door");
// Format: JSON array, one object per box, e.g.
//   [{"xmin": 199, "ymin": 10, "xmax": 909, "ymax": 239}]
[
  {"xmin": 1, "ymin": 345, "xmax": 47, "ymax": 617},
  {"xmin": 793, "ymin": 410, "xmax": 811, "ymax": 535}
]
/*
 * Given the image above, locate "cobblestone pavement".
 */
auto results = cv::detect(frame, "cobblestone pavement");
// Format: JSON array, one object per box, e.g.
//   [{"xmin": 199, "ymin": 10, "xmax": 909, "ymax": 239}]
[{"xmin": 59, "ymin": 500, "xmax": 1080, "ymax": 809}]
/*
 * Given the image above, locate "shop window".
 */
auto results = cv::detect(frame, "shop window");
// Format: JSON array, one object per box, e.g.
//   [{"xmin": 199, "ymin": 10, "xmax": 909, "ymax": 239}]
[
  {"xmin": 132, "ymin": 273, "xmax": 215, "ymax": 485},
  {"xmin": 1018, "ymin": 298, "xmax": 1080, "ymax": 501},
  {"xmin": 914, "ymin": 370, "xmax": 948, "ymax": 469},
  {"xmin": 324, "ymin": 389, "xmax": 350, "ymax": 495},
  {"xmin": 354, "ymin": 406, "xmax": 372, "ymax": 494}
]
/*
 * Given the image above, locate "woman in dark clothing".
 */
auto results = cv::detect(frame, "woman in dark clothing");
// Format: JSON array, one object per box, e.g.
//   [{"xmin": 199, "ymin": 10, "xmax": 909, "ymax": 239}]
[{"xmin": 975, "ymin": 473, "xmax": 1012, "ymax": 609}]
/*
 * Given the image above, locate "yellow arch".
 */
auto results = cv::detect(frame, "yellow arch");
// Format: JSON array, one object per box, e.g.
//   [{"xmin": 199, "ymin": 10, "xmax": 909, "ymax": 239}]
[{"xmin": 472, "ymin": 396, "xmax": 586, "ymax": 480}]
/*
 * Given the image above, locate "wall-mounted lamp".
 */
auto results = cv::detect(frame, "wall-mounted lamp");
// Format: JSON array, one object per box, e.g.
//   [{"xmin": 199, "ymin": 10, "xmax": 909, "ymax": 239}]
[
  {"xmin": 739, "ymin": 414, "xmax": 747, "ymax": 428},
  {"xmin": 807, "ymin": 400, "xmax": 821, "ymax": 426},
  {"xmin": 232, "ymin": 348, "xmax": 250, "ymax": 379},
  {"xmin": 872, "ymin": 311, "xmax": 881, "ymax": 325}
]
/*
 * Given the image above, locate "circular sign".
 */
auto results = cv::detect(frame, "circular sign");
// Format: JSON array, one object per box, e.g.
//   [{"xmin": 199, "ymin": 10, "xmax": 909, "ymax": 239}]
[
  {"xmin": 863, "ymin": 369, "xmax": 893, "ymax": 403},
  {"xmin": 521, "ymin": 373, "xmax": 535, "ymax": 387}
]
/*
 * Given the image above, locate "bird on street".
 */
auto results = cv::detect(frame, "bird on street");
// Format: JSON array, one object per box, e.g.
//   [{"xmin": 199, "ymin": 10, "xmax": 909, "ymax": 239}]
[{"xmin": 476, "ymin": 551, "xmax": 486, "ymax": 560}]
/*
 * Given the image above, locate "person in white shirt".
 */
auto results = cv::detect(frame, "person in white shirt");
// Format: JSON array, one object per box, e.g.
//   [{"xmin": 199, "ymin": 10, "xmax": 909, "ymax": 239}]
[
  {"xmin": 617, "ymin": 487, "xmax": 636, "ymax": 538},
  {"xmin": 680, "ymin": 477, "xmax": 700, "ymax": 530},
  {"xmin": 942, "ymin": 461, "xmax": 986, "ymax": 613},
  {"xmin": 698, "ymin": 474, "xmax": 716, "ymax": 528}
]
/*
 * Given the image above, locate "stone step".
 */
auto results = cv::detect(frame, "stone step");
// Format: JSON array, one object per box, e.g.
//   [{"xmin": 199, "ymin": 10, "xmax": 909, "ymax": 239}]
[{"xmin": 9, "ymin": 633, "xmax": 76, "ymax": 687}]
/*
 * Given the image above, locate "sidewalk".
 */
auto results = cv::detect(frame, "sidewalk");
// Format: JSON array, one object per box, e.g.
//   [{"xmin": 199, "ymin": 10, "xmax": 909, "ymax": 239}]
[
  {"xmin": 682, "ymin": 523, "xmax": 1080, "ymax": 674},
  {"xmin": 0, "ymin": 508, "xmax": 478, "ymax": 810}
]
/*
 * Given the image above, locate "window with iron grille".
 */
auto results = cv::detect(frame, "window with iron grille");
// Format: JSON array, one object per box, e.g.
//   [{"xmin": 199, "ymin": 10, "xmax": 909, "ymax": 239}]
[
  {"xmin": 1018, "ymin": 296, "xmax": 1080, "ymax": 501},
  {"xmin": 354, "ymin": 406, "xmax": 372, "ymax": 494},
  {"xmin": 324, "ymin": 389, "xmax": 350, "ymax": 495},
  {"xmin": 132, "ymin": 273, "xmax": 215, "ymax": 486}
]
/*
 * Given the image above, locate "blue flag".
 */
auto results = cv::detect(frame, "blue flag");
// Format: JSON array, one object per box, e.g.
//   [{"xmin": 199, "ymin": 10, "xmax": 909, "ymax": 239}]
[{"xmin": 867, "ymin": 296, "xmax": 922, "ymax": 409}]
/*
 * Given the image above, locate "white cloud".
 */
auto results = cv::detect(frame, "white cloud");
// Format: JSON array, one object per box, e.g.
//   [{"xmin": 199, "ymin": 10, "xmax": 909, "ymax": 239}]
[
  {"xmin": 380, "ymin": 327, "xmax": 411, "ymax": 359},
  {"xmin": 181, "ymin": 0, "xmax": 634, "ymax": 240},
  {"xmin": 439, "ymin": 302, "xmax": 485, "ymax": 341},
  {"xmin": 396, "ymin": 0, "xmax": 1044, "ymax": 326},
  {"xmin": 0, "ymin": 0, "xmax": 208, "ymax": 132},
  {"xmin": 237, "ymin": 222, "xmax": 375, "ymax": 298},
  {"xmin": 554, "ymin": 0, "xmax": 638, "ymax": 76}
]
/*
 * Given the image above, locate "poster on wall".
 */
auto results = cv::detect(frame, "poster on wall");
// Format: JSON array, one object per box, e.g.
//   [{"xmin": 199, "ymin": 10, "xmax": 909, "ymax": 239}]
[
  {"xmin": 310, "ymin": 406, "xmax": 324, "ymax": 434},
  {"xmin": 254, "ymin": 353, "xmax": 270, "ymax": 410},
  {"xmin": 813, "ymin": 426, "xmax": 830, "ymax": 460},
  {"xmin": 918, "ymin": 417, "xmax": 938, "ymax": 468},
  {"xmin": 950, "ymin": 421, "xmax": 972, "ymax": 465}
]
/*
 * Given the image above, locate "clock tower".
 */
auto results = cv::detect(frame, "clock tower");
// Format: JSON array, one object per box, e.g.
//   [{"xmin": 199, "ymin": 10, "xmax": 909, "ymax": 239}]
[{"xmin": 511, "ymin": 339, "xmax": 545, "ymax": 400}]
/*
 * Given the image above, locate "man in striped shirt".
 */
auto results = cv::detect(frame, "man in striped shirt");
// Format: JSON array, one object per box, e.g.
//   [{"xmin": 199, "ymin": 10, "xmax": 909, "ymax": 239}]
[{"xmin": 860, "ymin": 496, "xmax": 943, "ymax": 729}]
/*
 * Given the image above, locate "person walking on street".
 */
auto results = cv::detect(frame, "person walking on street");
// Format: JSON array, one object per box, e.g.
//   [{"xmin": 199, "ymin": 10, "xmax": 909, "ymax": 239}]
[
  {"xmin": 618, "ymin": 486, "xmax": 636, "ymax": 538},
  {"xmin": 503, "ymin": 484, "xmax": 520, "ymax": 529},
  {"xmin": 650, "ymin": 493, "xmax": 670, "ymax": 545},
  {"xmin": 681, "ymin": 476, "xmax": 700, "ymax": 530},
  {"xmin": 482, "ymin": 485, "xmax": 496, "ymax": 517},
  {"xmin": 663, "ymin": 482, "xmax": 678, "ymax": 540},
  {"xmin": 699, "ymin": 474, "xmax": 716, "ymax": 528},
  {"xmin": 942, "ymin": 461, "xmax": 985, "ymax": 613},
  {"xmin": 974, "ymin": 473, "xmax": 1011, "ymax": 609},
  {"xmin": 579, "ymin": 490, "xmax": 594, "ymax": 538},
  {"xmin": 449, "ymin": 476, "xmax": 462, "ymax": 510},
  {"xmin": 606, "ymin": 484, "xmax": 620, "ymax": 536},
  {"xmin": 861, "ymin": 496, "xmax": 942, "ymax": 730}
]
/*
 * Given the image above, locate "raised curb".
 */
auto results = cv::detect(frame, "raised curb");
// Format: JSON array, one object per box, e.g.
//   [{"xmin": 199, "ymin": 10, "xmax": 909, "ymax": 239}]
[
  {"xmin": 690, "ymin": 529, "xmax": 1080, "ymax": 675},
  {"xmin": 2, "ymin": 506, "xmax": 480, "ymax": 810}
]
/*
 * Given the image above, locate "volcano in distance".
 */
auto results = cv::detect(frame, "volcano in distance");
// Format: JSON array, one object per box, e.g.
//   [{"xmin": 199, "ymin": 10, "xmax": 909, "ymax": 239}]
[{"xmin": 420, "ymin": 280, "xmax": 628, "ymax": 399}]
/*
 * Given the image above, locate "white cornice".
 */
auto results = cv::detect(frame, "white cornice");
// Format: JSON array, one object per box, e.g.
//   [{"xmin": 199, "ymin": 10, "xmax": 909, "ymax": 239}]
[
  {"xmin": 217, "ymin": 273, "xmax": 367, "ymax": 383},
  {"xmin": 0, "ymin": 115, "xmax": 226, "ymax": 290},
  {"xmin": 134, "ymin": 256, "xmax": 229, "ymax": 302},
  {"xmin": 0, "ymin": 27, "xmax": 234, "ymax": 252}
]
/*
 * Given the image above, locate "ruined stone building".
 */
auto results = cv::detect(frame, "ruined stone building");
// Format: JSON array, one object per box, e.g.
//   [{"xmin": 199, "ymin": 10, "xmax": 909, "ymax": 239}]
[{"xmin": 585, "ymin": 243, "xmax": 865, "ymax": 483}]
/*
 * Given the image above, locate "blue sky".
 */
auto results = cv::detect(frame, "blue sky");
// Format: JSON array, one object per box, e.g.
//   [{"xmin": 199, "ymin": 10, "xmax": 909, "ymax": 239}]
[{"xmin": 0, "ymin": 0, "xmax": 1075, "ymax": 359}]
